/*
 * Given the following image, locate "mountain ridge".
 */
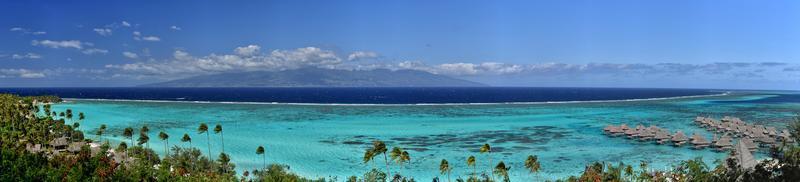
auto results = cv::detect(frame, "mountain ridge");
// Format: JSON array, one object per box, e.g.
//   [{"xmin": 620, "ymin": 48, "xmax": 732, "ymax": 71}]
[{"xmin": 139, "ymin": 67, "xmax": 487, "ymax": 87}]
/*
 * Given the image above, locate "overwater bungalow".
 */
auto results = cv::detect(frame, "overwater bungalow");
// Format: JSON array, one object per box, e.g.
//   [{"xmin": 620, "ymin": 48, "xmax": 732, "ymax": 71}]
[
  {"xmin": 654, "ymin": 129, "xmax": 671, "ymax": 144},
  {"xmin": 714, "ymin": 135, "xmax": 733, "ymax": 151},
  {"xmin": 619, "ymin": 124, "xmax": 630, "ymax": 131},
  {"xmin": 625, "ymin": 128, "xmax": 639, "ymax": 139},
  {"xmin": 766, "ymin": 127, "xmax": 778, "ymax": 136},
  {"xmin": 690, "ymin": 133, "xmax": 711, "ymax": 149},
  {"xmin": 638, "ymin": 127, "xmax": 657, "ymax": 141},
  {"xmin": 671, "ymin": 131, "xmax": 689, "ymax": 146}
]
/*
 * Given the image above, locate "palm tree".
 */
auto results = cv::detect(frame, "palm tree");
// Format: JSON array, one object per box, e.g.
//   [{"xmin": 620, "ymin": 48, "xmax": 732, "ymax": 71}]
[
  {"xmin": 525, "ymin": 155, "xmax": 541, "ymax": 180},
  {"xmin": 78, "ymin": 112, "xmax": 85, "ymax": 123},
  {"xmin": 95, "ymin": 124, "xmax": 106, "ymax": 141},
  {"xmin": 181, "ymin": 133, "xmax": 192, "ymax": 148},
  {"xmin": 363, "ymin": 148, "xmax": 376, "ymax": 168},
  {"xmin": 467, "ymin": 156, "xmax": 477, "ymax": 179},
  {"xmin": 65, "ymin": 109, "xmax": 73, "ymax": 122},
  {"xmin": 624, "ymin": 164, "xmax": 634, "ymax": 181},
  {"xmin": 256, "ymin": 145, "xmax": 265, "ymax": 169},
  {"xmin": 117, "ymin": 142, "xmax": 128, "ymax": 152},
  {"xmin": 158, "ymin": 131, "xmax": 169, "ymax": 155},
  {"xmin": 140, "ymin": 125, "xmax": 150, "ymax": 148},
  {"xmin": 123, "ymin": 127, "xmax": 134, "ymax": 151},
  {"xmin": 372, "ymin": 140, "xmax": 390, "ymax": 177},
  {"xmin": 494, "ymin": 161, "xmax": 510, "ymax": 181},
  {"xmin": 137, "ymin": 132, "xmax": 150, "ymax": 161},
  {"xmin": 198, "ymin": 123, "xmax": 211, "ymax": 157},
  {"xmin": 214, "ymin": 124, "xmax": 224, "ymax": 154},
  {"xmin": 480, "ymin": 143, "xmax": 493, "ymax": 180},
  {"xmin": 440, "ymin": 159, "xmax": 451, "ymax": 182},
  {"xmin": 390, "ymin": 147, "xmax": 411, "ymax": 175}
]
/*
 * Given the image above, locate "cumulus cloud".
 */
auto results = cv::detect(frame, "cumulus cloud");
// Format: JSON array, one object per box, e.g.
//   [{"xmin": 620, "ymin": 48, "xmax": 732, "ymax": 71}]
[
  {"xmin": 121, "ymin": 21, "xmax": 131, "ymax": 27},
  {"xmin": 101, "ymin": 44, "xmax": 799, "ymax": 86},
  {"xmin": 347, "ymin": 51, "xmax": 378, "ymax": 61},
  {"xmin": 234, "ymin": 45, "xmax": 260, "ymax": 56},
  {"xmin": 170, "ymin": 25, "xmax": 181, "ymax": 31},
  {"xmin": 122, "ymin": 51, "xmax": 139, "ymax": 59},
  {"xmin": 11, "ymin": 53, "xmax": 42, "ymax": 60},
  {"xmin": 82, "ymin": 48, "xmax": 109, "ymax": 55},
  {"xmin": 106, "ymin": 45, "xmax": 342, "ymax": 77},
  {"xmin": 93, "ymin": 28, "xmax": 112, "ymax": 36},
  {"xmin": 132, "ymin": 31, "xmax": 160, "ymax": 41},
  {"xmin": 31, "ymin": 40, "xmax": 85, "ymax": 49},
  {"xmin": 0, "ymin": 69, "xmax": 45, "ymax": 78}
]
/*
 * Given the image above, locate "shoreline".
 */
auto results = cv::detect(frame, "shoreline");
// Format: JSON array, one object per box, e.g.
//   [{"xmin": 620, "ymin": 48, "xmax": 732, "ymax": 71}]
[{"xmin": 61, "ymin": 91, "xmax": 732, "ymax": 106}]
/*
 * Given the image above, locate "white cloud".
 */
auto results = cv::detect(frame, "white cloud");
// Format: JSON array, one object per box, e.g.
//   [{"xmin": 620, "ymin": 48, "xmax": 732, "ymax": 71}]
[
  {"xmin": 11, "ymin": 53, "xmax": 42, "ymax": 60},
  {"xmin": 141, "ymin": 36, "xmax": 160, "ymax": 41},
  {"xmin": 82, "ymin": 48, "xmax": 109, "ymax": 55},
  {"xmin": 9, "ymin": 27, "xmax": 46, "ymax": 35},
  {"xmin": 234, "ymin": 45, "xmax": 260, "ymax": 56},
  {"xmin": 0, "ymin": 69, "xmax": 45, "ymax": 78},
  {"xmin": 347, "ymin": 51, "xmax": 378, "ymax": 61},
  {"xmin": 31, "ymin": 40, "xmax": 85, "ymax": 49},
  {"xmin": 170, "ymin": 25, "xmax": 181, "ymax": 31},
  {"xmin": 93, "ymin": 28, "xmax": 113, "ymax": 36},
  {"xmin": 121, "ymin": 21, "xmax": 131, "ymax": 27},
  {"xmin": 132, "ymin": 31, "xmax": 160, "ymax": 41},
  {"xmin": 122, "ymin": 51, "xmax": 139, "ymax": 59},
  {"xmin": 106, "ymin": 46, "xmax": 343, "ymax": 77}
]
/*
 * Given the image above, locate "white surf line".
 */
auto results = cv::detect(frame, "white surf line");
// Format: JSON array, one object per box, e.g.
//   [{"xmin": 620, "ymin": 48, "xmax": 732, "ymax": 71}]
[{"xmin": 61, "ymin": 91, "xmax": 731, "ymax": 107}]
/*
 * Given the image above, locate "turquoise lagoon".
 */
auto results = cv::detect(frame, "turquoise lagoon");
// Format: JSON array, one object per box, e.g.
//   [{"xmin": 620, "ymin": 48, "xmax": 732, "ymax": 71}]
[{"xmin": 52, "ymin": 92, "xmax": 800, "ymax": 181}]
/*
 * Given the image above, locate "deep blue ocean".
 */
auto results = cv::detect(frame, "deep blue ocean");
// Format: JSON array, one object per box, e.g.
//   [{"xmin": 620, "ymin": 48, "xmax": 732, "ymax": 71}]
[{"xmin": 0, "ymin": 87, "xmax": 721, "ymax": 104}]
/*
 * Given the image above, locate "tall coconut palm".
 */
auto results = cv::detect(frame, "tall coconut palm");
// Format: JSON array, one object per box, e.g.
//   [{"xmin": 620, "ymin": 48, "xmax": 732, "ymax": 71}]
[
  {"xmin": 214, "ymin": 124, "xmax": 224, "ymax": 154},
  {"xmin": 494, "ymin": 161, "xmax": 510, "ymax": 181},
  {"xmin": 123, "ymin": 127, "xmax": 134, "ymax": 151},
  {"xmin": 363, "ymin": 148, "xmax": 376, "ymax": 168},
  {"xmin": 440, "ymin": 159, "xmax": 451, "ymax": 182},
  {"xmin": 198, "ymin": 123, "xmax": 211, "ymax": 157},
  {"xmin": 480, "ymin": 143, "xmax": 493, "ymax": 180},
  {"xmin": 78, "ymin": 112, "xmax": 85, "ymax": 123},
  {"xmin": 372, "ymin": 140, "xmax": 390, "ymax": 177},
  {"xmin": 525, "ymin": 155, "xmax": 541, "ymax": 180},
  {"xmin": 467, "ymin": 156, "xmax": 477, "ymax": 179},
  {"xmin": 256, "ymin": 145, "xmax": 265, "ymax": 169},
  {"xmin": 65, "ymin": 109, "xmax": 73, "ymax": 122},
  {"xmin": 96, "ymin": 124, "xmax": 106, "ymax": 141},
  {"xmin": 390, "ymin": 147, "xmax": 411, "ymax": 175},
  {"xmin": 140, "ymin": 125, "xmax": 150, "ymax": 148},
  {"xmin": 181, "ymin": 133, "xmax": 192, "ymax": 148},
  {"xmin": 158, "ymin": 131, "xmax": 169, "ymax": 155},
  {"xmin": 137, "ymin": 132, "xmax": 150, "ymax": 161}
]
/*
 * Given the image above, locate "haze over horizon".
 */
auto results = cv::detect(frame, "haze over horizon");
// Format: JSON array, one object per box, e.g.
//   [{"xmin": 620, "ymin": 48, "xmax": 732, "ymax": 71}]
[{"xmin": 1, "ymin": 0, "xmax": 799, "ymax": 90}]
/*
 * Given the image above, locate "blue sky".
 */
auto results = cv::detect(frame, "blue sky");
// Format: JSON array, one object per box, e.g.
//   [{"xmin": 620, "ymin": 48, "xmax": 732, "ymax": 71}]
[{"xmin": 1, "ymin": 0, "xmax": 799, "ymax": 89}]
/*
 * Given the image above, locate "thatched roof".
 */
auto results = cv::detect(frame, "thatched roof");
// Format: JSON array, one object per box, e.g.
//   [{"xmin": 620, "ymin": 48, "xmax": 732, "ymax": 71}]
[
  {"xmin": 619, "ymin": 124, "xmax": 630, "ymax": 131},
  {"xmin": 654, "ymin": 130, "xmax": 671, "ymax": 140},
  {"xmin": 690, "ymin": 133, "xmax": 711, "ymax": 145},
  {"xmin": 671, "ymin": 131, "xmax": 688, "ymax": 142},
  {"xmin": 49, "ymin": 137, "xmax": 69, "ymax": 147},
  {"xmin": 715, "ymin": 136, "xmax": 733, "ymax": 147}
]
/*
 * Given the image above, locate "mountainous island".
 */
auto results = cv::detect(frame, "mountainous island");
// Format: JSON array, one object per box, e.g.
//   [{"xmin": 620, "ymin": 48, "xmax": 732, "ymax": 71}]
[{"xmin": 139, "ymin": 68, "xmax": 487, "ymax": 87}]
